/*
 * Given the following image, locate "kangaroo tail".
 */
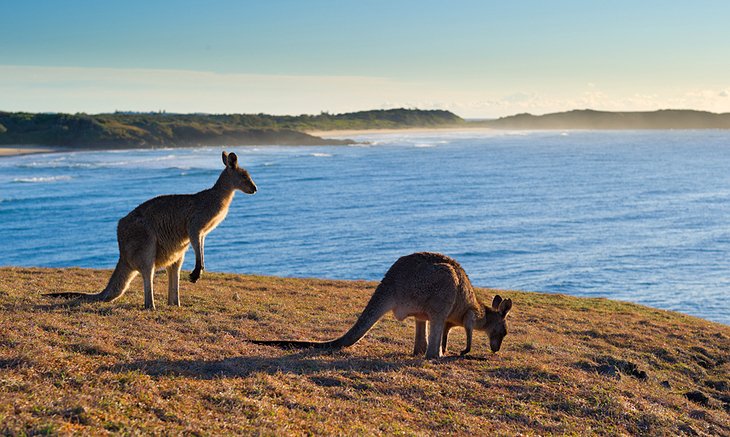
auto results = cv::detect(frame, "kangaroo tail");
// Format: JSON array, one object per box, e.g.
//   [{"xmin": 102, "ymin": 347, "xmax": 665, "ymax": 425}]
[
  {"xmin": 44, "ymin": 261, "xmax": 137, "ymax": 303},
  {"xmin": 248, "ymin": 339, "xmax": 330, "ymax": 349},
  {"xmin": 251, "ymin": 283, "xmax": 394, "ymax": 350}
]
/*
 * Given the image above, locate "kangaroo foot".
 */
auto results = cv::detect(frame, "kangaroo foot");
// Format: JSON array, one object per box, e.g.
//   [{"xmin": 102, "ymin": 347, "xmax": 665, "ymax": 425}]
[
  {"xmin": 425, "ymin": 351, "xmax": 442, "ymax": 360},
  {"xmin": 413, "ymin": 345, "xmax": 427, "ymax": 356},
  {"xmin": 189, "ymin": 268, "xmax": 201, "ymax": 283}
]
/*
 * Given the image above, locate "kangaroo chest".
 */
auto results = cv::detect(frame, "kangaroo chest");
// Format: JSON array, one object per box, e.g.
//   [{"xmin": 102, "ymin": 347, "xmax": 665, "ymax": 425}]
[{"xmin": 200, "ymin": 205, "xmax": 230, "ymax": 235}]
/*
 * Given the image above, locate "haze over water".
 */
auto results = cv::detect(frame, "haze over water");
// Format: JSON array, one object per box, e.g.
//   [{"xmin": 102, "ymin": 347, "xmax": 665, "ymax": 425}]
[{"xmin": 1, "ymin": 130, "xmax": 728, "ymax": 324}]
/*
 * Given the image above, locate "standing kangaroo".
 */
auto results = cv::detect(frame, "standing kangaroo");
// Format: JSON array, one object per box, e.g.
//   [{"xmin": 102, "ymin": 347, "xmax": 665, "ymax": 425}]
[
  {"xmin": 251, "ymin": 252, "xmax": 513, "ymax": 359},
  {"xmin": 46, "ymin": 151, "xmax": 257, "ymax": 309}
]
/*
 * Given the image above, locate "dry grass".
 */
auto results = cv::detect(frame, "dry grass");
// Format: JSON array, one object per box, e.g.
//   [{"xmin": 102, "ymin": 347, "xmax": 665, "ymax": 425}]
[{"xmin": 0, "ymin": 267, "xmax": 728, "ymax": 435}]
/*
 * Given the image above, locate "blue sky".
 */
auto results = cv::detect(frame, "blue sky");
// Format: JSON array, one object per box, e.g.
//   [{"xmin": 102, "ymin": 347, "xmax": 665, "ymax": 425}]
[{"xmin": 2, "ymin": 1, "xmax": 729, "ymax": 117}]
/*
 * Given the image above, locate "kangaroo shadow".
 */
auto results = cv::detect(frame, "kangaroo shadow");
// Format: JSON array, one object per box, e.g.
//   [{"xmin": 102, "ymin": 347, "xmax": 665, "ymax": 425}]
[
  {"xmin": 29, "ymin": 296, "xmax": 135, "ymax": 314},
  {"xmin": 100, "ymin": 349, "xmax": 423, "ymax": 379},
  {"xmin": 98, "ymin": 346, "xmax": 490, "ymax": 379},
  {"xmin": 439, "ymin": 354, "xmax": 490, "ymax": 363},
  {"xmin": 0, "ymin": 295, "xmax": 87, "ymax": 313}
]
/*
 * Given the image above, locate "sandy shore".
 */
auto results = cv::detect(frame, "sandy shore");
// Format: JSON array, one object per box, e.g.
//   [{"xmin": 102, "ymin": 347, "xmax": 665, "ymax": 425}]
[
  {"xmin": 305, "ymin": 127, "xmax": 494, "ymax": 138},
  {"xmin": 0, "ymin": 146, "xmax": 61, "ymax": 157}
]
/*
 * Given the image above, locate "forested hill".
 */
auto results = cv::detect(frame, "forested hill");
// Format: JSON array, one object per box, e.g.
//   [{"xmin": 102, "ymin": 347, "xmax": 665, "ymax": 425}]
[
  {"xmin": 257, "ymin": 108, "xmax": 463, "ymax": 130},
  {"xmin": 0, "ymin": 109, "xmax": 463, "ymax": 148},
  {"xmin": 482, "ymin": 109, "xmax": 730, "ymax": 129}
]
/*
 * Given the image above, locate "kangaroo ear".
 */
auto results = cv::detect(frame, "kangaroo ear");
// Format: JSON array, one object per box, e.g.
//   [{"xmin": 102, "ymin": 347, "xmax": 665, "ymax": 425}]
[
  {"xmin": 498, "ymin": 298, "xmax": 512, "ymax": 318},
  {"xmin": 222, "ymin": 151, "xmax": 229, "ymax": 166},
  {"xmin": 227, "ymin": 152, "xmax": 238, "ymax": 168},
  {"xmin": 492, "ymin": 294, "xmax": 503, "ymax": 310}
]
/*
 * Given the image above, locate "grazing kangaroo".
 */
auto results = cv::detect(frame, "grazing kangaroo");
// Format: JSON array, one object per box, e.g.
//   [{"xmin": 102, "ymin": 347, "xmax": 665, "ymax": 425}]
[
  {"xmin": 251, "ymin": 252, "xmax": 513, "ymax": 359},
  {"xmin": 46, "ymin": 151, "xmax": 257, "ymax": 309}
]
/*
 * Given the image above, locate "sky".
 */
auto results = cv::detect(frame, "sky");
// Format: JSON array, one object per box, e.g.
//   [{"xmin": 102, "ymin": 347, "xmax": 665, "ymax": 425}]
[{"xmin": 1, "ymin": 0, "xmax": 730, "ymax": 118}]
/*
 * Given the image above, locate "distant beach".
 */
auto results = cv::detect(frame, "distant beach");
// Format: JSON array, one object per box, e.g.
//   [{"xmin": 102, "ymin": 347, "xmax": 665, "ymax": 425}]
[{"xmin": 0, "ymin": 146, "xmax": 60, "ymax": 158}]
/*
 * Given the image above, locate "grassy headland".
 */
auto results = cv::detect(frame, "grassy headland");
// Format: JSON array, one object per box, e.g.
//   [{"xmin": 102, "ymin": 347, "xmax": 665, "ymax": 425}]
[
  {"xmin": 0, "ymin": 109, "xmax": 462, "ymax": 149},
  {"xmin": 1, "ymin": 267, "xmax": 728, "ymax": 434}
]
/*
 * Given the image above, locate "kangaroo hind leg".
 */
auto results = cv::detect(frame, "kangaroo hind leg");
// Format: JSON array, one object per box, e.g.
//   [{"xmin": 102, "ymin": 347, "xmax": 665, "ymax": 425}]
[
  {"xmin": 135, "ymin": 235, "xmax": 157, "ymax": 310},
  {"xmin": 167, "ymin": 254, "xmax": 185, "ymax": 306},
  {"xmin": 426, "ymin": 317, "xmax": 447, "ymax": 359},
  {"xmin": 413, "ymin": 320, "xmax": 427, "ymax": 356},
  {"xmin": 140, "ymin": 263, "xmax": 156, "ymax": 310}
]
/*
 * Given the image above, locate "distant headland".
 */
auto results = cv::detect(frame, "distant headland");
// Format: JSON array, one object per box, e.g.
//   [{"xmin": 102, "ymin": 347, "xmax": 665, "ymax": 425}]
[
  {"xmin": 0, "ymin": 109, "xmax": 461, "ymax": 150},
  {"xmin": 2, "ymin": 108, "xmax": 730, "ymax": 152},
  {"xmin": 480, "ymin": 109, "xmax": 730, "ymax": 130}
]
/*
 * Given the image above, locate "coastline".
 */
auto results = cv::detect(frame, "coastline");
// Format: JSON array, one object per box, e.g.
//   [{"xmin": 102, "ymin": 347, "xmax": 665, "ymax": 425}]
[
  {"xmin": 0, "ymin": 146, "xmax": 62, "ymax": 158},
  {"xmin": 0, "ymin": 127, "xmax": 494, "ymax": 157}
]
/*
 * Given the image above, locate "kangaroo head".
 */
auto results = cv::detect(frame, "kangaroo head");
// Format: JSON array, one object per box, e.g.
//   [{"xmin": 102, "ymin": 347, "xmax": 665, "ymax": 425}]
[
  {"xmin": 222, "ymin": 151, "xmax": 257, "ymax": 194},
  {"xmin": 480, "ymin": 294, "xmax": 512, "ymax": 353}
]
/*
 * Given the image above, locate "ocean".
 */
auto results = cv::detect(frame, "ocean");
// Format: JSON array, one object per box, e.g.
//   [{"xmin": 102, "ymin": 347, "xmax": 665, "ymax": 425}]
[{"xmin": 1, "ymin": 130, "xmax": 728, "ymax": 324}]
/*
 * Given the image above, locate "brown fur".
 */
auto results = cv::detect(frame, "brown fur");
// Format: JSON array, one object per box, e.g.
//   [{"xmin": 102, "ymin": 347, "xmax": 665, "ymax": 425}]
[
  {"xmin": 252, "ymin": 252, "xmax": 513, "ymax": 359},
  {"xmin": 45, "ymin": 151, "xmax": 256, "ymax": 309}
]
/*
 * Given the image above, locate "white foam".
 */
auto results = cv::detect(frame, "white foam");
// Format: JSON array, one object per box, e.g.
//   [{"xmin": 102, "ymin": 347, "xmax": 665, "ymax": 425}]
[
  {"xmin": 13, "ymin": 175, "xmax": 73, "ymax": 183},
  {"xmin": 19, "ymin": 161, "xmax": 94, "ymax": 169}
]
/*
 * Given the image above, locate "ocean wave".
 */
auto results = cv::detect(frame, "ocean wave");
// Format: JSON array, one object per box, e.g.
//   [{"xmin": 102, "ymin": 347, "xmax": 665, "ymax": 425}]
[
  {"xmin": 18, "ymin": 153, "xmax": 196, "ymax": 170},
  {"xmin": 309, "ymin": 153, "xmax": 333, "ymax": 157},
  {"xmin": 13, "ymin": 175, "xmax": 73, "ymax": 183},
  {"xmin": 457, "ymin": 249, "xmax": 534, "ymax": 258},
  {"xmin": 175, "ymin": 168, "xmax": 215, "ymax": 177},
  {"xmin": 104, "ymin": 154, "xmax": 178, "ymax": 166},
  {"xmin": 19, "ymin": 161, "xmax": 95, "ymax": 169}
]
